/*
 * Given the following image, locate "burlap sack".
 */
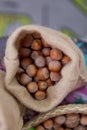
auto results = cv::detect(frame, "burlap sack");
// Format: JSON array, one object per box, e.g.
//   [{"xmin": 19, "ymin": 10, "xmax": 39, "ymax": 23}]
[
  {"xmin": 0, "ymin": 70, "xmax": 24, "ymax": 130},
  {"xmin": 4, "ymin": 25, "xmax": 87, "ymax": 112},
  {"xmin": 23, "ymin": 104, "xmax": 87, "ymax": 129}
]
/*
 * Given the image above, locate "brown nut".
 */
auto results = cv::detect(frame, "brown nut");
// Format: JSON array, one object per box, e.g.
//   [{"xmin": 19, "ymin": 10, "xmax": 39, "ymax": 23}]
[
  {"xmin": 50, "ymin": 72, "xmax": 61, "ymax": 82},
  {"xmin": 48, "ymin": 61, "xmax": 62, "ymax": 72},
  {"xmin": 56, "ymin": 127, "xmax": 64, "ymax": 130},
  {"xmin": 34, "ymin": 90, "xmax": 46, "ymax": 100},
  {"xmin": 53, "ymin": 115, "xmax": 66, "ymax": 125},
  {"xmin": 26, "ymin": 64, "xmax": 37, "ymax": 77},
  {"xmin": 46, "ymin": 78, "xmax": 54, "ymax": 86},
  {"xmin": 65, "ymin": 114, "xmax": 80, "ymax": 128},
  {"xmin": 36, "ymin": 125, "xmax": 45, "ymax": 130},
  {"xmin": 37, "ymin": 67, "xmax": 49, "ymax": 80},
  {"xmin": 43, "ymin": 119, "xmax": 54, "ymax": 129},
  {"xmin": 19, "ymin": 48, "xmax": 31, "ymax": 58},
  {"xmin": 20, "ymin": 58, "xmax": 33, "ymax": 70},
  {"xmin": 32, "ymin": 31, "xmax": 41, "ymax": 39},
  {"xmin": 27, "ymin": 82, "xmax": 38, "ymax": 93},
  {"xmin": 80, "ymin": 115, "xmax": 87, "ymax": 126},
  {"xmin": 61, "ymin": 55, "xmax": 70, "ymax": 65},
  {"xmin": 34, "ymin": 76, "xmax": 40, "ymax": 82},
  {"xmin": 46, "ymin": 56, "xmax": 53, "ymax": 64},
  {"xmin": 18, "ymin": 72, "xmax": 32, "ymax": 85},
  {"xmin": 31, "ymin": 40, "xmax": 42, "ymax": 50},
  {"xmin": 50, "ymin": 48, "xmax": 63, "ymax": 60},
  {"xmin": 74, "ymin": 125, "xmax": 86, "ymax": 130},
  {"xmin": 35, "ymin": 56, "xmax": 46, "ymax": 67},
  {"xmin": 31, "ymin": 51, "xmax": 42, "ymax": 60},
  {"xmin": 21, "ymin": 34, "xmax": 33, "ymax": 47},
  {"xmin": 38, "ymin": 81, "xmax": 48, "ymax": 90},
  {"xmin": 42, "ymin": 48, "xmax": 50, "ymax": 56}
]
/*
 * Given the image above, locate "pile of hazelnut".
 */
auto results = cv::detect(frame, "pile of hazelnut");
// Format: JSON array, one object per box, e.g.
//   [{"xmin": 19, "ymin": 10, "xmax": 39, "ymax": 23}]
[
  {"xmin": 35, "ymin": 113, "xmax": 87, "ymax": 130},
  {"xmin": 17, "ymin": 31, "xmax": 70, "ymax": 100}
]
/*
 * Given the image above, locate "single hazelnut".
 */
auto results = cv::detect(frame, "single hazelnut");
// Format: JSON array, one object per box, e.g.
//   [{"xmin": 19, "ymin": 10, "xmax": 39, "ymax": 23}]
[
  {"xmin": 31, "ymin": 51, "xmax": 42, "ymax": 60},
  {"xmin": 27, "ymin": 82, "xmax": 38, "ymax": 93},
  {"xmin": 34, "ymin": 90, "xmax": 46, "ymax": 100},
  {"xmin": 65, "ymin": 114, "xmax": 80, "ymax": 128},
  {"xmin": 37, "ymin": 67, "xmax": 49, "ymax": 80},
  {"xmin": 36, "ymin": 125, "xmax": 45, "ymax": 130},
  {"xmin": 20, "ymin": 58, "xmax": 33, "ymax": 70},
  {"xmin": 56, "ymin": 127, "xmax": 64, "ymax": 130},
  {"xmin": 34, "ymin": 76, "xmax": 40, "ymax": 82},
  {"xmin": 50, "ymin": 72, "xmax": 61, "ymax": 82},
  {"xmin": 74, "ymin": 125, "xmax": 86, "ymax": 130},
  {"xmin": 19, "ymin": 48, "xmax": 31, "ymax": 58},
  {"xmin": 18, "ymin": 72, "xmax": 32, "ymax": 85},
  {"xmin": 42, "ymin": 48, "xmax": 50, "ymax": 56},
  {"xmin": 31, "ymin": 40, "xmax": 42, "ymax": 50},
  {"xmin": 35, "ymin": 56, "xmax": 46, "ymax": 67},
  {"xmin": 43, "ymin": 119, "xmax": 54, "ymax": 129},
  {"xmin": 53, "ymin": 115, "xmax": 66, "ymax": 125},
  {"xmin": 61, "ymin": 55, "xmax": 70, "ymax": 65},
  {"xmin": 26, "ymin": 64, "xmax": 37, "ymax": 77},
  {"xmin": 50, "ymin": 48, "xmax": 63, "ymax": 60},
  {"xmin": 48, "ymin": 61, "xmax": 62, "ymax": 72},
  {"xmin": 46, "ymin": 56, "xmax": 53, "ymax": 65},
  {"xmin": 32, "ymin": 31, "xmax": 41, "ymax": 39},
  {"xmin": 38, "ymin": 81, "xmax": 48, "ymax": 90},
  {"xmin": 46, "ymin": 78, "xmax": 54, "ymax": 86},
  {"xmin": 80, "ymin": 115, "xmax": 87, "ymax": 126},
  {"xmin": 21, "ymin": 34, "xmax": 33, "ymax": 47}
]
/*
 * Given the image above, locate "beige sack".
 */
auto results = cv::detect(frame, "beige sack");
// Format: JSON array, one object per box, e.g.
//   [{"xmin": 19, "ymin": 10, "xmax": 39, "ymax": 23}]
[
  {"xmin": 0, "ymin": 70, "xmax": 24, "ymax": 130},
  {"xmin": 4, "ymin": 25, "xmax": 87, "ymax": 112},
  {"xmin": 23, "ymin": 104, "xmax": 87, "ymax": 129}
]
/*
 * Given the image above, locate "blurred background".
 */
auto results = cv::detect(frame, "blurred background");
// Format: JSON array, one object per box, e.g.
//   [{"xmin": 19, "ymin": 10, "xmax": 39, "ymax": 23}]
[{"xmin": 0, "ymin": 0, "xmax": 87, "ymax": 38}]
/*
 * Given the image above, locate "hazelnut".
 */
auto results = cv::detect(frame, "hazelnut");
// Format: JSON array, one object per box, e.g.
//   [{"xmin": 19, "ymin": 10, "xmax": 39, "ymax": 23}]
[
  {"xmin": 26, "ymin": 64, "xmax": 37, "ymax": 77},
  {"xmin": 46, "ymin": 78, "xmax": 54, "ymax": 86},
  {"xmin": 53, "ymin": 115, "xmax": 66, "ymax": 125},
  {"xmin": 50, "ymin": 72, "xmax": 61, "ymax": 82},
  {"xmin": 80, "ymin": 115, "xmax": 87, "ymax": 126},
  {"xmin": 27, "ymin": 82, "xmax": 38, "ymax": 93},
  {"xmin": 36, "ymin": 125, "xmax": 45, "ymax": 130},
  {"xmin": 43, "ymin": 119, "xmax": 54, "ymax": 129},
  {"xmin": 19, "ymin": 48, "xmax": 31, "ymax": 58},
  {"xmin": 34, "ymin": 76, "xmax": 39, "ymax": 82},
  {"xmin": 50, "ymin": 48, "xmax": 63, "ymax": 60},
  {"xmin": 65, "ymin": 114, "xmax": 80, "ymax": 128},
  {"xmin": 32, "ymin": 31, "xmax": 41, "ymax": 39},
  {"xmin": 46, "ymin": 56, "xmax": 53, "ymax": 64},
  {"xmin": 20, "ymin": 58, "xmax": 33, "ymax": 70},
  {"xmin": 48, "ymin": 61, "xmax": 62, "ymax": 72},
  {"xmin": 61, "ymin": 55, "xmax": 70, "ymax": 65},
  {"xmin": 34, "ymin": 90, "xmax": 46, "ymax": 100},
  {"xmin": 31, "ymin": 40, "xmax": 42, "ymax": 50},
  {"xmin": 37, "ymin": 67, "xmax": 49, "ymax": 80},
  {"xmin": 38, "ymin": 81, "xmax": 48, "ymax": 90},
  {"xmin": 42, "ymin": 48, "xmax": 50, "ymax": 56},
  {"xmin": 35, "ymin": 56, "xmax": 46, "ymax": 67},
  {"xmin": 31, "ymin": 51, "xmax": 42, "ymax": 60},
  {"xmin": 21, "ymin": 34, "xmax": 33, "ymax": 47},
  {"xmin": 56, "ymin": 127, "xmax": 64, "ymax": 130},
  {"xmin": 74, "ymin": 125, "xmax": 86, "ymax": 130},
  {"xmin": 18, "ymin": 72, "xmax": 32, "ymax": 85}
]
